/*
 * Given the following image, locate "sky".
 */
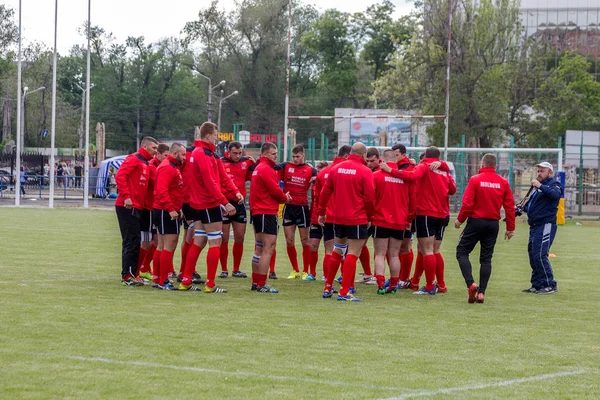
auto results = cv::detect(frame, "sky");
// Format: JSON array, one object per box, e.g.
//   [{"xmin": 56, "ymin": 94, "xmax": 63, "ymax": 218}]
[{"xmin": 3, "ymin": 0, "xmax": 414, "ymax": 53}]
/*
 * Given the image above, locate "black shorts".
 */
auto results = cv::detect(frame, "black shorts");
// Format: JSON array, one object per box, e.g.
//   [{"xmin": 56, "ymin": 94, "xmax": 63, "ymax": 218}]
[
  {"xmin": 334, "ymin": 224, "xmax": 369, "ymax": 240},
  {"xmin": 153, "ymin": 209, "xmax": 182, "ymax": 235},
  {"xmin": 372, "ymin": 225, "xmax": 405, "ymax": 240},
  {"xmin": 140, "ymin": 209, "xmax": 152, "ymax": 233},
  {"xmin": 193, "ymin": 205, "xmax": 223, "ymax": 225},
  {"xmin": 252, "ymin": 214, "xmax": 279, "ymax": 235},
  {"xmin": 182, "ymin": 203, "xmax": 195, "ymax": 222},
  {"xmin": 282, "ymin": 204, "xmax": 310, "ymax": 228},
  {"xmin": 323, "ymin": 223, "xmax": 335, "ymax": 242},
  {"xmin": 416, "ymin": 215, "xmax": 450, "ymax": 240},
  {"xmin": 402, "ymin": 229, "xmax": 413, "ymax": 240},
  {"xmin": 223, "ymin": 202, "xmax": 247, "ymax": 224},
  {"xmin": 309, "ymin": 224, "xmax": 323, "ymax": 240}
]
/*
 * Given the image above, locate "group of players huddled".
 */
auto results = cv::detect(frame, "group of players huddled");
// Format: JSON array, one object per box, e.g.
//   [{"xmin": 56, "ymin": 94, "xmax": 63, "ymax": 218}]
[{"xmin": 115, "ymin": 121, "xmax": 516, "ymax": 303}]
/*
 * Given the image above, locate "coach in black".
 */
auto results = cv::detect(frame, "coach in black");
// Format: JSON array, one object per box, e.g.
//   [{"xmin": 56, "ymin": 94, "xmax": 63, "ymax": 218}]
[{"xmin": 522, "ymin": 162, "xmax": 562, "ymax": 295}]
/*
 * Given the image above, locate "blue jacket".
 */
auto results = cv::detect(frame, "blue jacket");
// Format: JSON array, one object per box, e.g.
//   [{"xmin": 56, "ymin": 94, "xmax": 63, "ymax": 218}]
[{"xmin": 525, "ymin": 177, "xmax": 562, "ymax": 226}]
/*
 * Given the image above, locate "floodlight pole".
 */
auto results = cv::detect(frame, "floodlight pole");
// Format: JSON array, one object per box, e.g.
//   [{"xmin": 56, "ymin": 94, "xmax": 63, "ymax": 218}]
[
  {"xmin": 443, "ymin": 0, "xmax": 453, "ymax": 161},
  {"xmin": 49, "ymin": 0, "xmax": 58, "ymax": 209},
  {"xmin": 283, "ymin": 0, "xmax": 292, "ymax": 161},
  {"xmin": 83, "ymin": 0, "xmax": 91, "ymax": 208},
  {"xmin": 15, "ymin": 0, "xmax": 22, "ymax": 207}
]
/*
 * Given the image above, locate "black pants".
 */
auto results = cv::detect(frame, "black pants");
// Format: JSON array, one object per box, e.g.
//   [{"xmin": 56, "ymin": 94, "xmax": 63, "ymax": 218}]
[
  {"xmin": 116, "ymin": 206, "xmax": 142, "ymax": 279},
  {"xmin": 75, "ymin": 176, "xmax": 81, "ymax": 187},
  {"xmin": 456, "ymin": 218, "xmax": 499, "ymax": 294}
]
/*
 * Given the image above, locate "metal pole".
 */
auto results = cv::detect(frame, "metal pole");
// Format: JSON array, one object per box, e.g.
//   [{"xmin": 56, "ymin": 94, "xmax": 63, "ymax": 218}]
[
  {"xmin": 83, "ymin": 0, "xmax": 91, "ymax": 208},
  {"xmin": 509, "ymin": 135, "xmax": 514, "ymax": 191},
  {"xmin": 15, "ymin": 0, "xmax": 22, "ymax": 207},
  {"xmin": 443, "ymin": 0, "xmax": 453, "ymax": 161},
  {"xmin": 217, "ymin": 89, "xmax": 224, "ymax": 129},
  {"xmin": 282, "ymin": 0, "xmax": 292, "ymax": 162},
  {"xmin": 208, "ymin": 82, "xmax": 213, "ymax": 122},
  {"xmin": 49, "ymin": 0, "xmax": 58, "ymax": 208},
  {"xmin": 320, "ymin": 133, "xmax": 325, "ymax": 160},
  {"xmin": 578, "ymin": 132, "xmax": 583, "ymax": 216},
  {"xmin": 78, "ymin": 87, "xmax": 85, "ymax": 156},
  {"xmin": 136, "ymin": 108, "xmax": 140, "ymax": 149}
]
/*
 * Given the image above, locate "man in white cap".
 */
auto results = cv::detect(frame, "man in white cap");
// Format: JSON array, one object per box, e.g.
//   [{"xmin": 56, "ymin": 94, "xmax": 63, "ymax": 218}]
[{"xmin": 522, "ymin": 161, "xmax": 562, "ymax": 295}]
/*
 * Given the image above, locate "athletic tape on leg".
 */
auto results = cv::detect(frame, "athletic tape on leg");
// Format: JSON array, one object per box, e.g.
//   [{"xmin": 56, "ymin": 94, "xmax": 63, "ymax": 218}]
[
  {"xmin": 252, "ymin": 254, "xmax": 261, "ymax": 264},
  {"xmin": 334, "ymin": 242, "xmax": 348, "ymax": 255},
  {"xmin": 194, "ymin": 230, "xmax": 207, "ymax": 238},
  {"xmin": 207, "ymin": 231, "xmax": 223, "ymax": 240},
  {"xmin": 141, "ymin": 231, "xmax": 152, "ymax": 242},
  {"xmin": 188, "ymin": 222, "xmax": 195, "ymax": 230},
  {"xmin": 255, "ymin": 240, "xmax": 263, "ymax": 248}
]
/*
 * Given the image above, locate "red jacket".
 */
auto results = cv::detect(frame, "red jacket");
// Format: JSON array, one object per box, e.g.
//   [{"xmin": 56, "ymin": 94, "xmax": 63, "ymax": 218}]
[
  {"xmin": 189, "ymin": 141, "xmax": 238, "ymax": 210},
  {"xmin": 318, "ymin": 155, "xmax": 375, "ymax": 225},
  {"xmin": 314, "ymin": 157, "xmax": 346, "ymax": 224},
  {"xmin": 372, "ymin": 162, "xmax": 414, "ymax": 229},
  {"xmin": 180, "ymin": 141, "xmax": 201, "ymax": 204},
  {"xmin": 250, "ymin": 156, "xmax": 288, "ymax": 215},
  {"xmin": 153, "ymin": 155, "xmax": 184, "ymax": 213},
  {"xmin": 221, "ymin": 154, "xmax": 254, "ymax": 200},
  {"xmin": 278, "ymin": 162, "xmax": 317, "ymax": 206},
  {"xmin": 144, "ymin": 160, "xmax": 158, "ymax": 210},
  {"xmin": 397, "ymin": 156, "xmax": 418, "ymax": 222},
  {"xmin": 458, "ymin": 166, "xmax": 516, "ymax": 231},
  {"xmin": 115, "ymin": 147, "xmax": 153, "ymax": 210},
  {"xmin": 388, "ymin": 157, "xmax": 456, "ymax": 218}
]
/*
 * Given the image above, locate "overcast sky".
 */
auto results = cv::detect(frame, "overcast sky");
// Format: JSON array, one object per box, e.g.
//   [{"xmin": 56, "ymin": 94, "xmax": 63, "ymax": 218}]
[{"xmin": 3, "ymin": 0, "xmax": 414, "ymax": 53}]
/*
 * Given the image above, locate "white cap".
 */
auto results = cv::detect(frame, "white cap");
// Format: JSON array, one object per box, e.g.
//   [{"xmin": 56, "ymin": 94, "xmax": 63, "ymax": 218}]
[{"xmin": 536, "ymin": 161, "xmax": 554, "ymax": 172}]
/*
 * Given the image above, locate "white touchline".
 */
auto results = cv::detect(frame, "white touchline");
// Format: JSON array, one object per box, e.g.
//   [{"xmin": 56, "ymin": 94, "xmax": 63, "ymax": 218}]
[
  {"xmin": 64, "ymin": 355, "xmax": 404, "ymax": 391},
  {"xmin": 379, "ymin": 369, "xmax": 587, "ymax": 400}
]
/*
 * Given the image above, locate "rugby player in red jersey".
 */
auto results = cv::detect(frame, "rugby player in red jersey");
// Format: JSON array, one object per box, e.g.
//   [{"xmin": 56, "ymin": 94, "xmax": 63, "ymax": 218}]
[
  {"xmin": 249, "ymin": 142, "xmax": 291, "ymax": 293},
  {"xmin": 318, "ymin": 142, "xmax": 375, "ymax": 302},
  {"xmin": 380, "ymin": 146, "xmax": 456, "ymax": 295},
  {"xmin": 308, "ymin": 160, "xmax": 330, "ymax": 280},
  {"xmin": 371, "ymin": 149, "xmax": 414, "ymax": 294},
  {"xmin": 219, "ymin": 141, "xmax": 255, "ymax": 278},
  {"xmin": 151, "ymin": 143, "xmax": 186, "ymax": 290},
  {"xmin": 180, "ymin": 122, "xmax": 242, "ymax": 292},
  {"xmin": 277, "ymin": 145, "xmax": 317, "ymax": 281},
  {"xmin": 115, "ymin": 136, "xmax": 158, "ymax": 285}
]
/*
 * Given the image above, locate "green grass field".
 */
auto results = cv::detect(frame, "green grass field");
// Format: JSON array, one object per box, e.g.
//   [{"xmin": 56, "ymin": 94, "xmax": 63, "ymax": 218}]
[{"xmin": 0, "ymin": 207, "xmax": 598, "ymax": 399}]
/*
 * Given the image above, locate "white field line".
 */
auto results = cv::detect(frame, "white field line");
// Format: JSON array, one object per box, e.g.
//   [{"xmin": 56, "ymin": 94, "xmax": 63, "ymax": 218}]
[
  {"xmin": 64, "ymin": 355, "xmax": 404, "ymax": 391},
  {"xmin": 378, "ymin": 369, "xmax": 587, "ymax": 400}
]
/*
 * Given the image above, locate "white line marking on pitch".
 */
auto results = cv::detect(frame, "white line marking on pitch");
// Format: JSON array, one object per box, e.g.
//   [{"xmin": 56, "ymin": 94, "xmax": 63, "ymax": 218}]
[
  {"xmin": 64, "ymin": 355, "xmax": 403, "ymax": 391},
  {"xmin": 379, "ymin": 369, "xmax": 587, "ymax": 400}
]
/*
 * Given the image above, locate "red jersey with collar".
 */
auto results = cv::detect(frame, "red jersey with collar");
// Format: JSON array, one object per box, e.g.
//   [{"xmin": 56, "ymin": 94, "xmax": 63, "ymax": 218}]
[
  {"xmin": 153, "ymin": 155, "xmax": 184, "ymax": 212},
  {"xmin": 388, "ymin": 157, "xmax": 456, "ymax": 218},
  {"xmin": 314, "ymin": 157, "xmax": 346, "ymax": 224},
  {"xmin": 189, "ymin": 141, "xmax": 237, "ymax": 210},
  {"xmin": 318, "ymin": 155, "xmax": 375, "ymax": 225},
  {"xmin": 115, "ymin": 147, "xmax": 152, "ymax": 210},
  {"xmin": 397, "ymin": 156, "xmax": 418, "ymax": 222},
  {"xmin": 221, "ymin": 154, "xmax": 254, "ymax": 200},
  {"xmin": 144, "ymin": 159, "xmax": 159, "ymax": 210},
  {"xmin": 250, "ymin": 156, "xmax": 289, "ymax": 215},
  {"xmin": 457, "ymin": 166, "xmax": 516, "ymax": 231},
  {"xmin": 372, "ymin": 162, "xmax": 414, "ymax": 230},
  {"xmin": 277, "ymin": 162, "xmax": 317, "ymax": 206},
  {"xmin": 181, "ymin": 140, "xmax": 201, "ymax": 204}
]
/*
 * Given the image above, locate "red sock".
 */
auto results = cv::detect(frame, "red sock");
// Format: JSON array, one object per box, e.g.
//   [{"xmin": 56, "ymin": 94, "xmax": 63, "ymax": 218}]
[
  {"xmin": 359, "ymin": 245, "xmax": 372, "ymax": 276},
  {"xmin": 435, "ymin": 253, "xmax": 445, "ymax": 288},
  {"xmin": 232, "ymin": 242, "xmax": 244, "ymax": 272},
  {"xmin": 220, "ymin": 242, "xmax": 229, "ymax": 272},
  {"xmin": 182, "ymin": 243, "xmax": 201, "ymax": 285},
  {"xmin": 251, "ymin": 272, "xmax": 259, "ymax": 285},
  {"xmin": 309, "ymin": 250, "xmax": 318, "ymax": 277},
  {"xmin": 325, "ymin": 252, "xmax": 343, "ymax": 289},
  {"xmin": 270, "ymin": 249, "xmax": 276, "ymax": 273},
  {"xmin": 423, "ymin": 254, "xmax": 436, "ymax": 291},
  {"xmin": 390, "ymin": 275, "xmax": 400, "ymax": 289},
  {"xmin": 257, "ymin": 273, "xmax": 268, "ymax": 287},
  {"xmin": 137, "ymin": 248, "xmax": 147, "ymax": 275},
  {"xmin": 141, "ymin": 244, "xmax": 156, "ymax": 273},
  {"xmin": 340, "ymin": 254, "xmax": 358, "ymax": 296},
  {"xmin": 399, "ymin": 253, "xmax": 412, "ymax": 282},
  {"xmin": 206, "ymin": 246, "xmax": 220, "ymax": 288},
  {"xmin": 180, "ymin": 240, "xmax": 191, "ymax": 274},
  {"xmin": 160, "ymin": 250, "xmax": 173, "ymax": 285},
  {"xmin": 286, "ymin": 246, "xmax": 300, "ymax": 272},
  {"xmin": 411, "ymin": 252, "xmax": 424, "ymax": 286},
  {"xmin": 152, "ymin": 250, "xmax": 162, "ymax": 284},
  {"xmin": 322, "ymin": 253, "xmax": 331, "ymax": 279},
  {"xmin": 302, "ymin": 245, "xmax": 310, "ymax": 274},
  {"xmin": 376, "ymin": 274, "xmax": 385, "ymax": 287}
]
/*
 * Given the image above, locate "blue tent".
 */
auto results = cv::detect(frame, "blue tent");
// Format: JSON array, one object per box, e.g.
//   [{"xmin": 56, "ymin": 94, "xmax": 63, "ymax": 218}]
[{"xmin": 95, "ymin": 155, "xmax": 126, "ymax": 198}]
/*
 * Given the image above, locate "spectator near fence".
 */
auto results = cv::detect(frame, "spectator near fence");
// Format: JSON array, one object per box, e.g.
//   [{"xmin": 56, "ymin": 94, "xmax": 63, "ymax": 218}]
[
  {"xmin": 74, "ymin": 163, "xmax": 83, "ymax": 187},
  {"xmin": 56, "ymin": 163, "xmax": 64, "ymax": 187},
  {"xmin": 19, "ymin": 167, "xmax": 26, "ymax": 197}
]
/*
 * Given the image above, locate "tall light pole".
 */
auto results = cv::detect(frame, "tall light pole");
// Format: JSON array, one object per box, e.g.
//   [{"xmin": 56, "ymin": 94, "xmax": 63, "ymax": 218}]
[
  {"xmin": 20, "ymin": 86, "xmax": 46, "ymax": 150},
  {"xmin": 443, "ymin": 0, "xmax": 453, "ymax": 161},
  {"xmin": 218, "ymin": 90, "xmax": 238, "ymax": 130},
  {"xmin": 75, "ymin": 82, "xmax": 94, "ymax": 156},
  {"xmin": 83, "ymin": 0, "xmax": 91, "ymax": 208},
  {"xmin": 15, "ymin": 0, "xmax": 22, "ymax": 207},
  {"xmin": 49, "ymin": 0, "xmax": 58, "ymax": 209},
  {"xmin": 196, "ymin": 71, "xmax": 225, "ymax": 122},
  {"xmin": 283, "ymin": 0, "xmax": 292, "ymax": 161}
]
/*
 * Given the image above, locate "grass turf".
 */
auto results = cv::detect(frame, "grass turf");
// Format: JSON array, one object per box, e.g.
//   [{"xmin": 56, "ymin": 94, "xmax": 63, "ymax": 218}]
[{"xmin": 0, "ymin": 207, "xmax": 598, "ymax": 399}]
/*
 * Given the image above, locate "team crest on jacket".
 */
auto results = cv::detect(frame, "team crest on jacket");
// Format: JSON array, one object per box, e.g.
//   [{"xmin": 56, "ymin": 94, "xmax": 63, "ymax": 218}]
[
  {"xmin": 241, "ymin": 162, "xmax": 247, "ymax": 170},
  {"xmin": 289, "ymin": 168, "xmax": 295, "ymax": 173}
]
